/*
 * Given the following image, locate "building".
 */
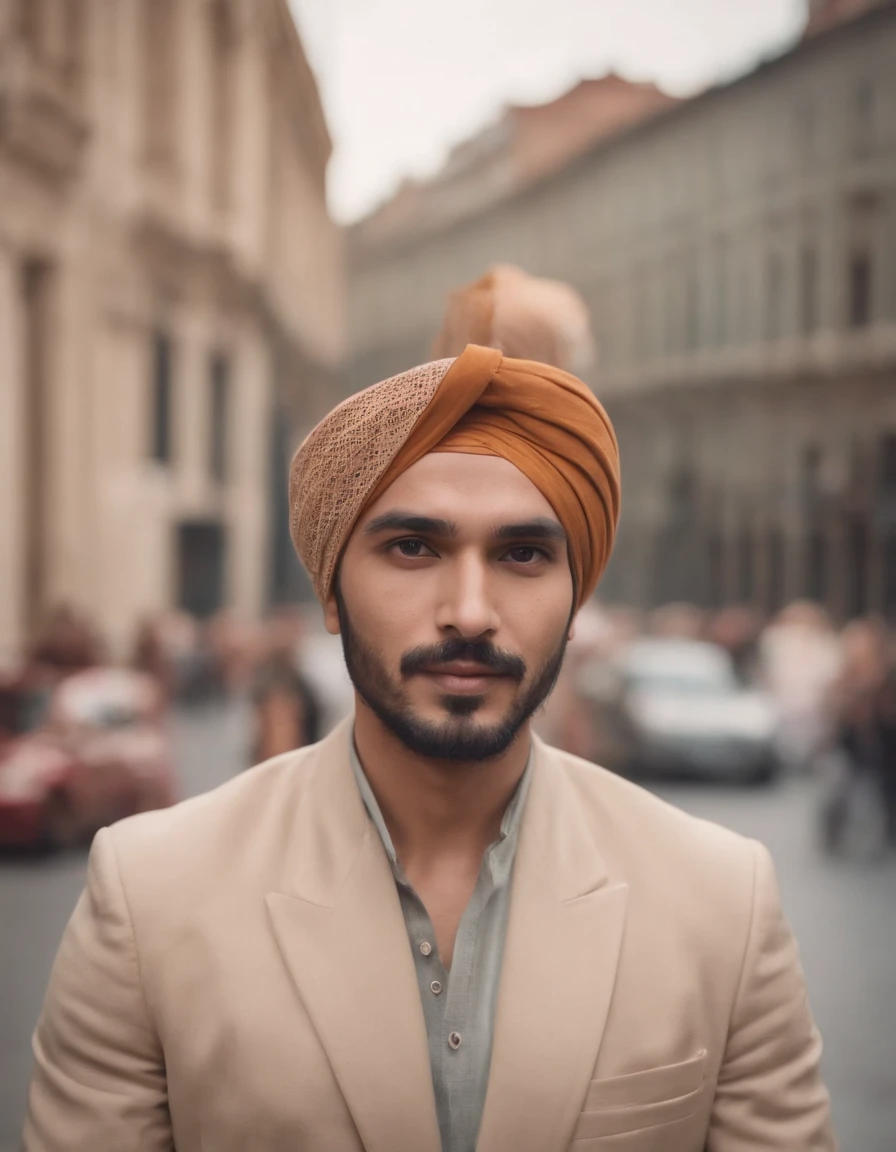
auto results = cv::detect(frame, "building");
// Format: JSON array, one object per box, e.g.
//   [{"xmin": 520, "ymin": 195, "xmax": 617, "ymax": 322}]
[
  {"xmin": 0, "ymin": 0, "xmax": 344, "ymax": 663},
  {"xmin": 348, "ymin": 1, "xmax": 896, "ymax": 621}
]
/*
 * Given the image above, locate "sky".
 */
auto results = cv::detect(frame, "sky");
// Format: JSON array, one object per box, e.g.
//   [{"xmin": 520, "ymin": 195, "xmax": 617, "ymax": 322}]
[{"xmin": 289, "ymin": 0, "xmax": 808, "ymax": 223}]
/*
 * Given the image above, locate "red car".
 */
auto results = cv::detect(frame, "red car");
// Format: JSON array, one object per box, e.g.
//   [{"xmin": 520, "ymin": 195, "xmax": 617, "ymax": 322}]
[{"xmin": 0, "ymin": 668, "xmax": 177, "ymax": 850}]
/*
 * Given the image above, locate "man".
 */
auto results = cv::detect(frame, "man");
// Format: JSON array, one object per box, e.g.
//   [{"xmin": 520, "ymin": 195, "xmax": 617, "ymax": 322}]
[{"xmin": 24, "ymin": 345, "xmax": 835, "ymax": 1151}]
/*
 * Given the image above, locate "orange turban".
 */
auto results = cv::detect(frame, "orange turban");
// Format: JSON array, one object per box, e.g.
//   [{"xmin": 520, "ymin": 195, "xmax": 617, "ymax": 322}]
[{"xmin": 290, "ymin": 344, "xmax": 620, "ymax": 609}]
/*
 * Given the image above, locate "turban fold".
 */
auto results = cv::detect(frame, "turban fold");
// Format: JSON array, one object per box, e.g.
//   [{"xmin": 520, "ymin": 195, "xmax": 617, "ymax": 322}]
[{"xmin": 290, "ymin": 344, "xmax": 620, "ymax": 609}]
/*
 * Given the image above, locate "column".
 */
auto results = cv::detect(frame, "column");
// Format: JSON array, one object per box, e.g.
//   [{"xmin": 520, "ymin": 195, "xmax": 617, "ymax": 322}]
[
  {"xmin": 0, "ymin": 242, "xmax": 26, "ymax": 663},
  {"xmin": 228, "ymin": 322, "xmax": 272, "ymax": 618}
]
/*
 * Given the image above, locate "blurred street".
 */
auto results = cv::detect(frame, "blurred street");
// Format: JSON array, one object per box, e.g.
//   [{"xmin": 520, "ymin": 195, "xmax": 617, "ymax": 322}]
[
  {"xmin": 0, "ymin": 701, "xmax": 250, "ymax": 1152},
  {"xmin": 1, "ymin": 700, "xmax": 894, "ymax": 1152}
]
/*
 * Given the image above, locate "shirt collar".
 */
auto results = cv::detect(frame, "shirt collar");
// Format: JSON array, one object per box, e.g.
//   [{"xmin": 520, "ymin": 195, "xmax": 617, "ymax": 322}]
[{"xmin": 349, "ymin": 732, "xmax": 533, "ymax": 883}]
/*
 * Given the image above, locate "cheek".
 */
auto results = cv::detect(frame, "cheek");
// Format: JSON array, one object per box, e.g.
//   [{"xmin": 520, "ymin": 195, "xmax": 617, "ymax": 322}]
[
  {"xmin": 501, "ymin": 582, "xmax": 572, "ymax": 660},
  {"xmin": 341, "ymin": 560, "xmax": 432, "ymax": 644}
]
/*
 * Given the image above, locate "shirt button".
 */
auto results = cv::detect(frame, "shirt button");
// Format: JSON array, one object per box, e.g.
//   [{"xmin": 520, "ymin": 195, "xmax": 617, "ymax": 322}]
[
  {"xmin": 448, "ymin": 1031, "xmax": 462, "ymax": 1050},
  {"xmin": 419, "ymin": 941, "xmax": 432, "ymax": 957},
  {"xmin": 430, "ymin": 980, "xmax": 443, "ymax": 996}
]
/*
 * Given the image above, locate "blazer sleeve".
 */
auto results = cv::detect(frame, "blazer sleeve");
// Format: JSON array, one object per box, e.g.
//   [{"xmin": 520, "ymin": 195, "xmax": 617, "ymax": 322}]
[
  {"xmin": 22, "ymin": 826, "xmax": 173, "ymax": 1151},
  {"xmin": 708, "ymin": 840, "xmax": 836, "ymax": 1151}
]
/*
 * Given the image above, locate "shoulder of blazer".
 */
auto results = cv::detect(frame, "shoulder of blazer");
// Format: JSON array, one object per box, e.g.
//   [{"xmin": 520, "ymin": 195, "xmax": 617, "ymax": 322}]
[
  {"xmin": 102, "ymin": 721, "xmax": 353, "ymax": 912},
  {"xmin": 534, "ymin": 737, "xmax": 759, "ymax": 894}
]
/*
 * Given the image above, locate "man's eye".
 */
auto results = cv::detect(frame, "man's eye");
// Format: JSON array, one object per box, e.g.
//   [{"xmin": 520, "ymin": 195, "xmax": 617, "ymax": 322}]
[
  {"xmin": 505, "ymin": 546, "xmax": 545, "ymax": 564},
  {"xmin": 394, "ymin": 538, "xmax": 432, "ymax": 558}
]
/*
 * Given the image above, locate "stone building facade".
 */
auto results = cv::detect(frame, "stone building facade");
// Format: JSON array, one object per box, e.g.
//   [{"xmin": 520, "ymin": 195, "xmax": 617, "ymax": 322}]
[
  {"xmin": 0, "ymin": 0, "xmax": 344, "ymax": 663},
  {"xmin": 349, "ymin": 2, "xmax": 896, "ymax": 621}
]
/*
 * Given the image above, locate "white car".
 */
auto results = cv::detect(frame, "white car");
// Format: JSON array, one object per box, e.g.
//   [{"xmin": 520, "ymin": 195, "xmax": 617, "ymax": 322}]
[{"xmin": 578, "ymin": 639, "xmax": 780, "ymax": 784}]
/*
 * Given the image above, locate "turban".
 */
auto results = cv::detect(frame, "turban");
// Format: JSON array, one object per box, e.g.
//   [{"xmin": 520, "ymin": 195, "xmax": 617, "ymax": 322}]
[
  {"xmin": 431, "ymin": 264, "xmax": 595, "ymax": 374},
  {"xmin": 290, "ymin": 344, "xmax": 620, "ymax": 610}
]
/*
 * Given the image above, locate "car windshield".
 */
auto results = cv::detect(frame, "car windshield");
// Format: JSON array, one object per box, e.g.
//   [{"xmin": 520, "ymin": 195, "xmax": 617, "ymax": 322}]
[{"xmin": 623, "ymin": 643, "xmax": 738, "ymax": 697}]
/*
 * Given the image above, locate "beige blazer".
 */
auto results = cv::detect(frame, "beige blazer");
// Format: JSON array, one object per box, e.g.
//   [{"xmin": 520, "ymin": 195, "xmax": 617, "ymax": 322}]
[{"xmin": 24, "ymin": 719, "xmax": 835, "ymax": 1151}]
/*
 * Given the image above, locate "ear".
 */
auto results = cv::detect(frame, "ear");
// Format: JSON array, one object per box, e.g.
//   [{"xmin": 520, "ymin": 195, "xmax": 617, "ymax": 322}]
[
  {"xmin": 567, "ymin": 613, "xmax": 577, "ymax": 643},
  {"xmin": 323, "ymin": 594, "xmax": 340, "ymax": 636}
]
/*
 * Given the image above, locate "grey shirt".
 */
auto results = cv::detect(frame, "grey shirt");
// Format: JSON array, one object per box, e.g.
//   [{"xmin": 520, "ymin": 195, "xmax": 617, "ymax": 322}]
[{"xmin": 350, "ymin": 741, "xmax": 532, "ymax": 1152}]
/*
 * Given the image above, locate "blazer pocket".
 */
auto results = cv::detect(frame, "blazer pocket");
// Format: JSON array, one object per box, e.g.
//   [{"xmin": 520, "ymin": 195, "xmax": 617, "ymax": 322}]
[{"xmin": 573, "ymin": 1050, "xmax": 707, "ymax": 1141}]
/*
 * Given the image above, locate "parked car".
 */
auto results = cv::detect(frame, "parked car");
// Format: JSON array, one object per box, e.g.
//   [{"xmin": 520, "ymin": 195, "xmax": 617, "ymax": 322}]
[
  {"xmin": 0, "ymin": 667, "xmax": 176, "ymax": 850},
  {"xmin": 577, "ymin": 638, "xmax": 780, "ymax": 784}
]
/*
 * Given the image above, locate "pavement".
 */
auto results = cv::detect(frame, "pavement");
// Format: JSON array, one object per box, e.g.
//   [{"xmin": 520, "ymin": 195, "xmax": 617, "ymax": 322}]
[{"xmin": 1, "ymin": 701, "xmax": 894, "ymax": 1150}]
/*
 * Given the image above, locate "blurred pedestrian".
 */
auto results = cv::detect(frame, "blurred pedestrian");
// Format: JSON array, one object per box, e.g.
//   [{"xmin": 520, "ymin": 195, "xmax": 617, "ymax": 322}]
[
  {"xmin": 759, "ymin": 600, "xmax": 842, "ymax": 770},
  {"xmin": 29, "ymin": 603, "xmax": 104, "ymax": 676},
  {"xmin": 706, "ymin": 604, "xmax": 765, "ymax": 685},
  {"xmin": 250, "ymin": 609, "xmax": 322, "ymax": 761},
  {"xmin": 821, "ymin": 618, "xmax": 896, "ymax": 855},
  {"xmin": 24, "ymin": 344, "xmax": 833, "ymax": 1151},
  {"xmin": 131, "ymin": 615, "xmax": 173, "ymax": 702}
]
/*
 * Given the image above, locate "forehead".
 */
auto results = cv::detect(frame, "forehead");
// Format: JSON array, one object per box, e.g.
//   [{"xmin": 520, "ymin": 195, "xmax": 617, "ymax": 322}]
[{"xmin": 359, "ymin": 452, "xmax": 557, "ymax": 529}]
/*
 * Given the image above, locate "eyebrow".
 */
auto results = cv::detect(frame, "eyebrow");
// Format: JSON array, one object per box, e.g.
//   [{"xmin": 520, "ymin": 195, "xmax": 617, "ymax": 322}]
[
  {"xmin": 362, "ymin": 512, "xmax": 457, "ymax": 537},
  {"xmin": 491, "ymin": 518, "xmax": 567, "ymax": 544},
  {"xmin": 361, "ymin": 510, "xmax": 566, "ymax": 544}
]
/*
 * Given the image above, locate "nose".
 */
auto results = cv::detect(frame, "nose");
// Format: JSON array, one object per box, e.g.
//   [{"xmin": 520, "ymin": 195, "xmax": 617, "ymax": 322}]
[{"xmin": 435, "ymin": 551, "xmax": 500, "ymax": 639}]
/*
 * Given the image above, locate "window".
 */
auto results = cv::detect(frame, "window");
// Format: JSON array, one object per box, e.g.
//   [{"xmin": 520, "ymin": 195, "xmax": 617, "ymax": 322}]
[
  {"xmin": 209, "ymin": 352, "xmax": 230, "ymax": 483},
  {"xmin": 737, "ymin": 522, "xmax": 754, "ymax": 603},
  {"xmin": 713, "ymin": 237, "xmax": 728, "ymax": 347},
  {"xmin": 706, "ymin": 530, "xmax": 724, "ymax": 608},
  {"xmin": 765, "ymin": 253, "xmax": 783, "ymax": 341},
  {"xmin": 805, "ymin": 530, "xmax": 827, "ymax": 604},
  {"xmin": 685, "ymin": 261, "xmax": 699, "ymax": 351},
  {"xmin": 852, "ymin": 79, "xmax": 875, "ymax": 158},
  {"xmin": 880, "ymin": 434, "xmax": 896, "ymax": 493},
  {"xmin": 848, "ymin": 251, "xmax": 872, "ymax": 328},
  {"xmin": 844, "ymin": 514, "xmax": 869, "ymax": 619},
  {"xmin": 19, "ymin": 0, "xmax": 44, "ymax": 57},
  {"xmin": 150, "ymin": 331, "xmax": 173, "ymax": 463},
  {"xmin": 796, "ymin": 102, "xmax": 817, "ymax": 167},
  {"xmin": 799, "ymin": 245, "xmax": 818, "ymax": 335},
  {"xmin": 801, "ymin": 445, "xmax": 822, "ymax": 510},
  {"xmin": 766, "ymin": 526, "xmax": 785, "ymax": 613}
]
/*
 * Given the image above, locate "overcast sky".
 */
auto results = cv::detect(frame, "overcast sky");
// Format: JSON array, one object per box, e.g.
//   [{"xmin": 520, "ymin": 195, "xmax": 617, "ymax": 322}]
[{"xmin": 289, "ymin": 0, "xmax": 808, "ymax": 223}]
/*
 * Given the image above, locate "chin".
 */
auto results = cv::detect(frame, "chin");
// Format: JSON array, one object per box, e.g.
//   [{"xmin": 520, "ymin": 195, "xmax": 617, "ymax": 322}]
[{"xmin": 438, "ymin": 694, "xmax": 489, "ymax": 718}]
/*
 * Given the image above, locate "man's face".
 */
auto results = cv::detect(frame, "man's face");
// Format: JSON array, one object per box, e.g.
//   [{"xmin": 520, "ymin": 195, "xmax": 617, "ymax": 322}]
[{"xmin": 325, "ymin": 453, "xmax": 575, "ymax": 761}]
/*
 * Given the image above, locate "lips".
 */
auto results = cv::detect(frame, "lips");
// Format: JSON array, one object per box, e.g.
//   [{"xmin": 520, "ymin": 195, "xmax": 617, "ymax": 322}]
[
  {"xmin": 419, "ymin": 663, "xmax": 505, "ymax": 694},
  {"xmin": 422, "ymin": 662, "xmax": 500, "ymax": 678}
]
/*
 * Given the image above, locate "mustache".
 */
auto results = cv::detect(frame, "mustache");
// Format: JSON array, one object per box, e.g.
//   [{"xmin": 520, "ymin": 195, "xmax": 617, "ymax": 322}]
[{"xmin": 400, "ymin": 638, "xmax": 527, "ymax": 682}]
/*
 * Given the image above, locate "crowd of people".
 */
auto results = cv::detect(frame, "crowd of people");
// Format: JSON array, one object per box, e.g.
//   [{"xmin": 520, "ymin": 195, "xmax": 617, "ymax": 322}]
[{"xmin": 16, "ymin": 592, "xmax": 896, "ymax": 859}]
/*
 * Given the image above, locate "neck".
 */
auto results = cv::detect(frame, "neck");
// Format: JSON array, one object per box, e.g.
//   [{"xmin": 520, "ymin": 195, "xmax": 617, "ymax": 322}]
[{"xmin": 352, "ymin": 701, "xmax": 531, "ymax": 866}]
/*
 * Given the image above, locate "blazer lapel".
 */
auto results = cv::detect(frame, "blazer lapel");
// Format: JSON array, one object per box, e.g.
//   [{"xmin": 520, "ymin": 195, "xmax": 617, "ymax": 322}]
[
  {"xmin": 477, "ymin": 738, "xmax": 629, "ymax": 1152},
  {"xmin": 265, "ymin": 721, "xmax": 441, "ymax": 1152}
]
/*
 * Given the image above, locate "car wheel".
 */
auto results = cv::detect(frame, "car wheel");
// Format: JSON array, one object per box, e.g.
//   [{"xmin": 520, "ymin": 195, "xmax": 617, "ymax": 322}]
[{"xmin": 43, "ymin": 790, "xmax": 83, "ymax": 851}]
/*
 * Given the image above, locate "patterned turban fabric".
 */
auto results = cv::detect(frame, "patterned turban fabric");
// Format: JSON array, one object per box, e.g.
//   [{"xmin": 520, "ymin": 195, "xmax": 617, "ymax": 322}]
[{"xmin": 289, "ymin": 344, "xmax": 621, "ymax": 610}]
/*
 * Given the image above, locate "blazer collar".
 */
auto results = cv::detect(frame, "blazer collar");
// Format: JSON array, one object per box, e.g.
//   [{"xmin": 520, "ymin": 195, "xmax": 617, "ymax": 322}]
[{"xmin": 266, "ymin": 720, "xmax": 627, "ymax": 1152}]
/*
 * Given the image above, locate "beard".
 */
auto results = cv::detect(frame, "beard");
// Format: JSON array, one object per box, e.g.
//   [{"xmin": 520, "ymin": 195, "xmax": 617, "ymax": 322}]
[{"xmin": 334, "ymin": 583, "xmax": 568, "ymax": 762}]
